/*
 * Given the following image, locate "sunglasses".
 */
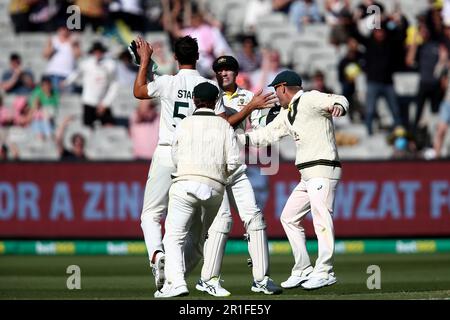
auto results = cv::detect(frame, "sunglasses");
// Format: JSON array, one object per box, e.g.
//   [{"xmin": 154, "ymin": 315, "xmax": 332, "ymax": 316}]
[{"xmin": 274, "ymin": 82, "xmax": 287, "ymax": 89}]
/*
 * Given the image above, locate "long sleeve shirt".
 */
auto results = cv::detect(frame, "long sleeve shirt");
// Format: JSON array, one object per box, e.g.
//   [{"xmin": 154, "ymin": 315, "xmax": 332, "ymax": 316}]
[
  {"xmin": 172, "ymin": 108, "xmax": 241, "ymax": 192},
  {"xmin": 239, "ymin": 90, "xmax": 349, "ymax": 180},
  {"xmin": 65, "ymin": 56, "xmax": 118, "ymax": 107}
]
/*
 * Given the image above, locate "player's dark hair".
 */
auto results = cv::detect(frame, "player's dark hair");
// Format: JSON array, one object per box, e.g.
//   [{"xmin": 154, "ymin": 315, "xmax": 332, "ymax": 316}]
[
  {"xmin": 174, "ymin": 36, "xmax": 199, "ymax": 65},
  {"xmin": 71, "ymin": 133, "xmax": 85, "ymax": 146},
  {"xmin": 10, "ymin": 53, "xmax": 21, "ymax": 62},
  {"xmin": 193, "ymin": 98, "xmax": 215, "ymax": 110}
]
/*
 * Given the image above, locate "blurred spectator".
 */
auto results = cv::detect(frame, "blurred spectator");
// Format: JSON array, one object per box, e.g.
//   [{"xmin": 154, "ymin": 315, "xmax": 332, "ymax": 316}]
[
  {"xmin": 43, "ymin": 24, "xmax": 81, "ymax": 93},
  {"xmin": 151, "ymin": 40, "xmax": 176, "ymax": 75},
  {"xmin": 250, "ymin": 48, "xmax": 285, "ymax": 92},
  {"xmin": 289, "ymin": 0, "xmax": 323, "ymax": 31},
  {"xmin": 355, "ymin": 23, "xmax": 404, "ymax": 135},
  {"xmin": 129, "ymin": 99, "xmax": 160, "ymax": 160},
  {"xmin": 273, "ymin": 0, "xmax": 295, "ymax": 14},
  {"xmin": 325, "ymin": 0, "xmax": 354, "ymax": 45},
  {"xmin": 236, "ymin": 35, "xmax": 262, "ymax": 73},
  {"xmin": 0, "ymin": 143, "xmax": 19, "ymax": 161},
  {"xmin": 146, "ymin": 0, "xmax": 165, "ymax": 31},
  {"xmin": 29, "ymin": 75, "xmax": 59, "ymax": 121},
  {"xmin": 243, "ymin": 0, "xmax": 273, "ymax": 34},
  {"xmin": 30, "ymin": 99, "xmax": 53, "ymax": 140},
  {"xmin": 442, "ymin": 21, "xmax": 450, "ymax": 51},
  {"xmin": 338, "ymin": 37, "xmax": 364, "ymax": 121},
  {"xmin": 1, "ymin": 53, "xmax": 35, "ymax": 95},
  {"xmin": 12, "ymin": 96, "xmax": 32, "ymax": 127},
  {"xmin": 74, "ymin": 0, "xmax": 107, "ymax": 32},
  {"xmin": 9, "ymin": 0, "xmax": 32, "ymax": 33},
  {"xmin": 63, "ymin": 42, "xmax": 117, "ymax": 128},
  {"xmin": 116, "ymin": 49, "xmax": 138, "ymax": 86},
  {"xmin": 432, "ymin": 100, "xmax": 450, "ymax": 158},
  {"xmin": 168, "ymin": 4, "xmax": 233, "ymax": 77},
  {"xmin": 161, "ymin": 0, "xmax": 185, "ymax": 30},
  {"xmin": 388, "ymin": 126, "xmax": 418, "ymax": 159},
  {"xmin": 406, "ymin": 24, "xmax": 444, "ymax": 130},
  {"xmin": 109, "ymin": 0, "xmax": 147, "ymax": 33},
  {"xmin": 0, "ymin": 96, "xmax": 13, "ymax": 127},
  {"xmin": 429, "ymin": 55, "xmax": 450, "ymax": 158},
  {"xmin": 309, "ymin": 70, "xmax": 333, "ymax": 93},
  {"xmin": 56, "ymin": 116, "xmax": 87, "ymax": 160},
  {"xmin": 425, "ymin": 0, "xmax": 444, "ymax": 41},
  {"xmin": 443, "ymin": 0, "xmax": 450, "ymax": 26},
  {"xmin": 388, "ymin": 4, "xmax": 410, "ymax": 72},
  {"xmin": 236, "ymin": 73, "xmax": 253, "ymax": 91}
]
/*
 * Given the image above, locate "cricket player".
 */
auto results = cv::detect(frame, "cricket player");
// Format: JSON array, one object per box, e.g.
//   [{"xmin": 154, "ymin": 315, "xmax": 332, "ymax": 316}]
[
  {"xmin": 238, "ymin": 70, "xmax": 349, "ymax": 290},
  {"xmin": 196, "ymin": 56, "xmax": 281, "ymax": 296},
  {"xmin": 132, "ymin": 35, "xmax": 275, "ymax": 291},
  {"xmin": 155, "ymin": 82, "xmax": 241, "ymax": 298}
]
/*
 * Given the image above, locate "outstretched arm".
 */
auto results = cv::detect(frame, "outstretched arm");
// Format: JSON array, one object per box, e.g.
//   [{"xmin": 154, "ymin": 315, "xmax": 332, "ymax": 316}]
[
  {"xmin": 56, "ymin": 115, "xmax": 75, "ymax": 155},
  {"xmin": 226, "ymin": 90, "xmax": 277, "ymax": 128},
  {"xmin": 238, "ymin": 108, "xmax": 289, "ymax": 147}
]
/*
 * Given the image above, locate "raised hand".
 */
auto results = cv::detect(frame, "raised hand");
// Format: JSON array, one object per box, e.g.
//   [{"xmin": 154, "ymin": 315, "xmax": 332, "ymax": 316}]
[
  {"xmin": 248, "ymin": 90, "xmax": 278, "ymax": 110},
  {"xmin": 134, "ymin": 36, "xmax": 153, "ymax": 66}
]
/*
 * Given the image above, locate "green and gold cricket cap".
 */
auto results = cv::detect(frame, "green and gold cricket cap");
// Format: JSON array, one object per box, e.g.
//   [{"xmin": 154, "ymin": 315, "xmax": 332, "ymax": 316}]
[
  {"xmin": 213, "ymin": 55, "xmax": 239, "ymax": 72},
  {"xmin": 268, "ymin": 70, "xmax": 303, "ymax": 87},
  {"xmin": 193, "ymin": 82, "xmax": 219, "ymax": 101}
]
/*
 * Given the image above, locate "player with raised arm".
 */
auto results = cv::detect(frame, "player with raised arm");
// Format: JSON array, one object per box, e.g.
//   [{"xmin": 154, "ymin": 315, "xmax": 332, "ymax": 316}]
[{"xmin": 131, "ymin": 36, "xmax": 275, "ymax": 292}]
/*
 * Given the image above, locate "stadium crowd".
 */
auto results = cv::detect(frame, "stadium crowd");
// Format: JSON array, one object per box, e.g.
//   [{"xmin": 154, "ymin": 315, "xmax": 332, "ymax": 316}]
[{"xmin": 1, "ymin": 0, "xmax": 450, "ymax": 161}]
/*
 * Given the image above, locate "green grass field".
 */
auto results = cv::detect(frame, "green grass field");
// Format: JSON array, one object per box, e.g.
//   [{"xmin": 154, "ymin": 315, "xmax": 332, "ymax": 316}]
[{"xmin": 1, "ymin": 253, "xmax": 450, "ymax": 300}]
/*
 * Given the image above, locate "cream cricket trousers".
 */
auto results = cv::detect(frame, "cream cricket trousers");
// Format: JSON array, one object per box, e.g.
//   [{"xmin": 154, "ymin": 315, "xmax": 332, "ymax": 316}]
[
  {"xmin": 140, "ymin": 145, "xmax": 175, "ymax": 260},
  {"xmin": 164, "ymin": 180, "xmax": 224, "ymax": 286},
  {"xmin": 280, "ymin": 177, "xmax": 339, "ymax": 278},
  {"xmin": 140, "ymin": 146, "xmax": 205, "ymax": 273},
  {"xmin": 203, "ymin": 169, "xmax": 269, "ymax": 281}
]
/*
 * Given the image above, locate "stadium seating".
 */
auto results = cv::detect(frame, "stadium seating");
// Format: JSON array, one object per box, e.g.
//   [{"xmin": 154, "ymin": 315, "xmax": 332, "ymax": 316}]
[{"xmin": 1, "ymin": 0, "xmax": 448, "ymax": 160}]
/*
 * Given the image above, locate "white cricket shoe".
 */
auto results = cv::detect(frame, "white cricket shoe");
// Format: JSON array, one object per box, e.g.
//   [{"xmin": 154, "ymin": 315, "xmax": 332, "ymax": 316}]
[
  {"xmin": 251, "ymin": 276, "xmax": 282, "ymax": 295},
  {"xmin": 301, "ymin": 272, "xmax": 337, "ymax": 290},
  {"xmin": 281, "ymin": 266, "xmax": 314, "ymax": 289},
  {"xmin": 196, "ymin": 277, "xmax": 231, "ymax": 297},
  {"xmin": 151, "ymin": 252, "xmax": 165, "ymax": 291},
  {"xmin": 154, "ymin": 282, "xmax": 189, "ymax": 298}
]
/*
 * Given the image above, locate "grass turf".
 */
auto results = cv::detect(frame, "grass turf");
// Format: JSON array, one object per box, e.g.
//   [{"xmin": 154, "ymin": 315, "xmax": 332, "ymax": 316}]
[{"xmin": 1, "ymin": 253, "xmax": 449, "ymax": 300}]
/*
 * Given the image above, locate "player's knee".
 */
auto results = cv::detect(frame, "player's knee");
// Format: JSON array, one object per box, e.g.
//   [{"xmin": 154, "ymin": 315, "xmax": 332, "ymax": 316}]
[
  {"xmin": 210, "ymin": 216, "xmax": 233, "ymax": 233},
  {"xmin": 246, "ymin": 213, "xmax": 266, "ymax": 231}
]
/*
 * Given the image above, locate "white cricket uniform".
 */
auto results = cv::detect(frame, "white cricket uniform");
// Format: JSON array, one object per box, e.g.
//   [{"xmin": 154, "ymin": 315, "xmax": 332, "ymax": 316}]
[
  {"xmin": 239, "ymin": 89, "xmax": 349, "ymax": 278},
  {"xmin": 164, "ymin": 108, "xmax": 240, "ymax": 287},
  {"xmin": 201, "ymin": 87, "xmax": 271, "ymax": 282},
  {"xmin": 140, "ymin": 69, "xmax": 225, "ymax": 264}
]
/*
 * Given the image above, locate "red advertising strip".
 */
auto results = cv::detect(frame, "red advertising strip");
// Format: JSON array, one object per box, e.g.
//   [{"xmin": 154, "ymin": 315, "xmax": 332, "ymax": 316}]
[{"xmin": 0, "ymin": 161, "xmax": 449, "ymax": 238}]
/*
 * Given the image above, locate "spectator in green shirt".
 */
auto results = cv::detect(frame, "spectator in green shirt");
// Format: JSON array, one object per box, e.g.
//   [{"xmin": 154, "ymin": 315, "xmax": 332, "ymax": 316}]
[
  {"xmin": 29, "ymin": 76, "xmax": 59, "ymax": 140},
  {"xmin": 29, "ymin": 75, "xmax": 59, "ymax": 119}
]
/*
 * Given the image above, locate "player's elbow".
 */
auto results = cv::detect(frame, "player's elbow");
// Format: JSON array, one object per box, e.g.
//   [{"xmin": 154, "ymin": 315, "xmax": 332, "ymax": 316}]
[{"xmin": 133, "ymin": 86, "xmax": 147, "ymax": 99}]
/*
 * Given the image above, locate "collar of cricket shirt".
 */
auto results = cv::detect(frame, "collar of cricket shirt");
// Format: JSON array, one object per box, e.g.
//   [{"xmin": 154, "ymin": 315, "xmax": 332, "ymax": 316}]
[
  {"xmin": 288, "ymin": 89, "xmax": 304, "ymax": 112},
  {"xmin": 193, "ymin": 108, "xmax": 216, "ymax": 116},
  {"xmin": 177, "ymin": 68, "xmax": 201, "ymax": 75},
  {"xmin": 223, "ymin": 87, "xmax": 241, "ymax": 101}
]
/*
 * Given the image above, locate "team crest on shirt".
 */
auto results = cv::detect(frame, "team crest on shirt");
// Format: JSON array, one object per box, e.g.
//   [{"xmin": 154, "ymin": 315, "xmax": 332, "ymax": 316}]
[{"xmin": 239, "ymin": 98, "xmax": 245, "ymax": 105}]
